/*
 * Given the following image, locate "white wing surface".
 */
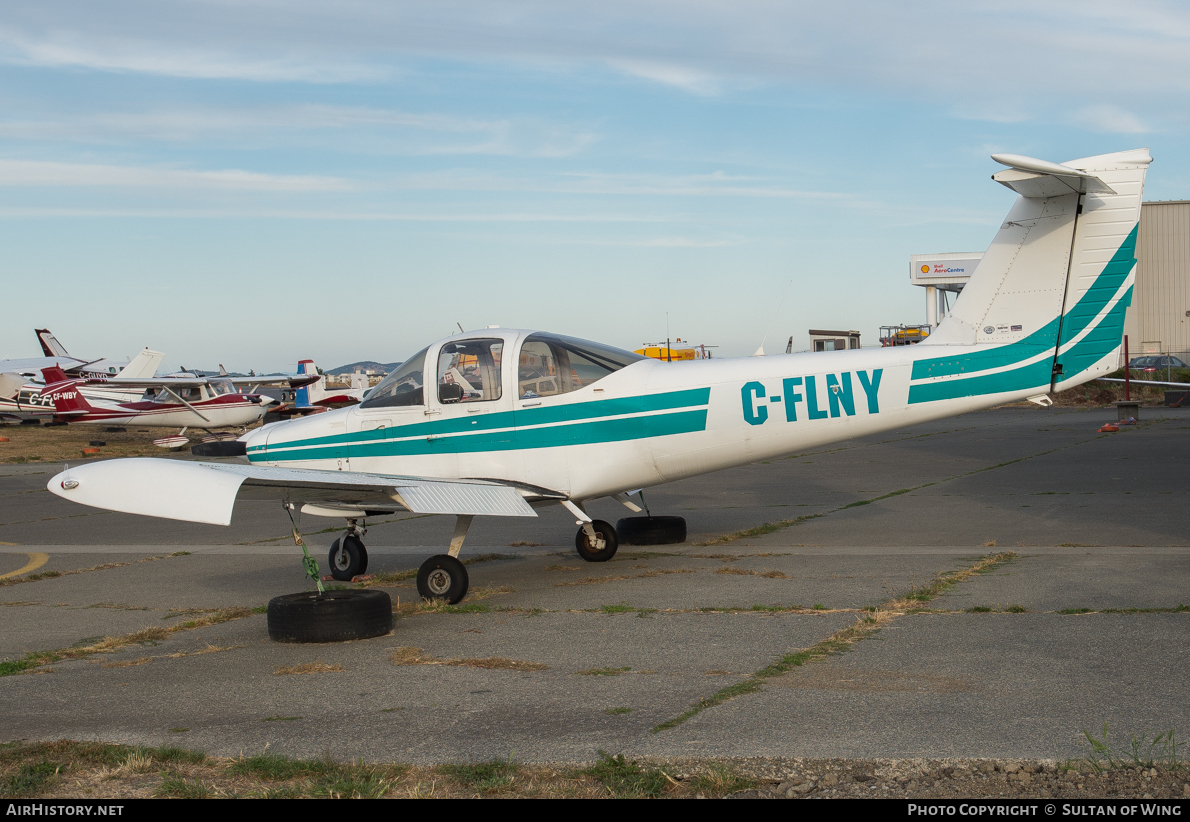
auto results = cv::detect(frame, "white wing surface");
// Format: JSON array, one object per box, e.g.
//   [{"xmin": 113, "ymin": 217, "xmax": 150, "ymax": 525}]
[{"xmin": 48, "ymin": 459, "xmax": 537, "ymax": 525}]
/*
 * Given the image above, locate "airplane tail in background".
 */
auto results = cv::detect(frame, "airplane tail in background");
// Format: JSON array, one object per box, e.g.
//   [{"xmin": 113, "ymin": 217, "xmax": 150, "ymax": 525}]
[
  {"xmin": 295, "ymin": 360, "xmax": 325, "ymax": 406},
  {"xmin": 39, "ymin": 366, "xmax": 92, "ymax": 416},
  {"xmin": 36, "ymin": 329, "xmax": 69, "ymax": 358},
  {"xmin": 911, "ymin": 148, "xmax": 1149, "ymax": 404},
  {"xmin": 118, "ymin": 349, "xmax": 165, "ymax": 380}
]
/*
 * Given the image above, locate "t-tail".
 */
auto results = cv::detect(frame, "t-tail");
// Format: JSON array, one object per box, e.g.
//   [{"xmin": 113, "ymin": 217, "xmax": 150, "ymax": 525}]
[
  {"xmin": 35, "ymin": 329, "xmax": 70, "ymax": 359},
  {"xmin": 39, "ymin": 366, "xmax": 92, "ymax": 416},
  {"xmin": 908, "ymin": 148, "xmax": 1149, "ymax": 406}
]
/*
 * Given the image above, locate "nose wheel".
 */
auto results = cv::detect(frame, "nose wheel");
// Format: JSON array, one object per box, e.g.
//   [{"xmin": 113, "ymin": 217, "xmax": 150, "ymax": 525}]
[
  {"xmin": 328, "ymin": 520, "xmax": 369, "ymax": 581},
  {"xmin": 417, "ymin": 555, "xmax": 469, "ymax": 604},
  {"xmin": 575, "ymin": 519, "xmax": 619, "ymax": 562}
]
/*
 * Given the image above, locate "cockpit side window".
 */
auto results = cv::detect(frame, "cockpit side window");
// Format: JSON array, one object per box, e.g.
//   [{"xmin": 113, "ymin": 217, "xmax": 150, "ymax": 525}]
[
  {"xmin": 517, "ymin": 333, "xmax": 646, "ymax": 399},
  {"xmin": 359, "ymin": 347, "xmax": 429, "ymax": 408},
  {"xmin": 437, "ymin": 339, "xmax": 503, "ymax": 404}
]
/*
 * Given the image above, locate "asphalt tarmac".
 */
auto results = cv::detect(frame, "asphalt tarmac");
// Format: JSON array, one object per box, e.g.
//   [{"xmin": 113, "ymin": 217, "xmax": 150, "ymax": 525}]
[{"xmin": 1, "ymin": 406, "xmax": 1187, "ymax": 765}]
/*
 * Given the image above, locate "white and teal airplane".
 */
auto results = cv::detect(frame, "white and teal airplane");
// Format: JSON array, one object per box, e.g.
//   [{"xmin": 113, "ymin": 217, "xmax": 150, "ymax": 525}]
[{"xmin": 49, "ymin": 148, "xmax": 1150, "ymax": 604}]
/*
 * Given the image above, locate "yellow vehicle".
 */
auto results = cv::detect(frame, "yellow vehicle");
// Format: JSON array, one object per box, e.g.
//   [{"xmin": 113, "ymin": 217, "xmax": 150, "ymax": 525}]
[{"xmin": 635, "ymin": 338, "xmax": 713, "ymax": 362}]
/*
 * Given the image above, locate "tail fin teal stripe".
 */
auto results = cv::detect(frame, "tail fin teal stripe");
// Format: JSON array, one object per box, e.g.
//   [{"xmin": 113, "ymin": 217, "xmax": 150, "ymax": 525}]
[{"xmin": 909, "ymin": 224, "xmax": 1137, "ymax": 384}]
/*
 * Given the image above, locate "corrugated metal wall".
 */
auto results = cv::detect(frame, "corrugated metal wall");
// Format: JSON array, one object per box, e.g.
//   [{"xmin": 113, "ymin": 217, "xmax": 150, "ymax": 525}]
[{"xmin": 1124, "ymin": 201, "xmax": 1190, "ymax": 359}]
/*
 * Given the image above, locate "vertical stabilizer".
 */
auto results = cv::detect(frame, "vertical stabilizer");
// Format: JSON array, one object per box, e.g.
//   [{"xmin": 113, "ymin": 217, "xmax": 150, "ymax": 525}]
[
  {"xmin": 295, "ymin": 360, "xmax": 326, "ymax": 406},
  {"xmin": 36, "ymin": 329, "xmax": 69, "ymax": 358},
  {"xmin": 39, "ymin": 367, "xmax": 92, "ymax": 416},
  {"xmin": 118, "ymin": 349, "xmax": 166, "ymax": 380},
  {"xmin": 909, "ymin": 149, "xmax": 1149, "ymax": 405}
]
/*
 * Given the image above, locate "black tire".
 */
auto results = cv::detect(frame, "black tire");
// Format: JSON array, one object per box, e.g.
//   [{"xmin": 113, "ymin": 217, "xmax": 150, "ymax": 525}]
[
  {"xmin": 416, "ymin": 555, "xmax": 469, "ymax": 603},
  {"xmin": 615, "ymin": 515, "xmax": 687, "ymax": 545},
  {"xmin": 575, "ymin": 520, "xmax": 619, "ymax": 562},
  {"xmin": 328, "ymin": 535, "xmax": 369, "ymax": 581},
  {"xmin": 267, "ymin": 589, "xmax": 392, "ymax": 643}
]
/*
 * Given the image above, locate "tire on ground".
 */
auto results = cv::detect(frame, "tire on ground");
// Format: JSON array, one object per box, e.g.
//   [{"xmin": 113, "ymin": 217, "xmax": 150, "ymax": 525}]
[
  {"xmin": 615, "ymin": 515, "xmax": 687, "ymax": 545},
  {"xmin": 267, "ymin": 589, "xmax": 392, "ymax": 643}
]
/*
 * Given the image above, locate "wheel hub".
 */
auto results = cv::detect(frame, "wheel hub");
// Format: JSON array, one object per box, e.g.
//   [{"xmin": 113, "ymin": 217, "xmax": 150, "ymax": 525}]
[{"xmin": 427, "ymin": 568, "xmax": 453, "ymax": 595}]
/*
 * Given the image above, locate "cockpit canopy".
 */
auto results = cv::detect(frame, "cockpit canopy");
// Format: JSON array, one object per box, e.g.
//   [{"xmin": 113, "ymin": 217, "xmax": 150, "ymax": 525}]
[{"xmin": 360, "ymin": 332, "xmax": 645, "ymax": 409}]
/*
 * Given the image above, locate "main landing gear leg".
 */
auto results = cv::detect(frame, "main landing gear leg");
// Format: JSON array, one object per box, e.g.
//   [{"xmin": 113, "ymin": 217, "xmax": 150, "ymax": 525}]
[
  {"xmin": 417, "ymin": 514, "xmax": 471, "ymax": 604},
  {"xmin": 328, "ymin": 518, "xmax": 369, "ymax": 581}
]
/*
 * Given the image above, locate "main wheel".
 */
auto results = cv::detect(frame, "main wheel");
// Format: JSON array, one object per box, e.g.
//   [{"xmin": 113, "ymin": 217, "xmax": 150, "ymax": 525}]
[
  {"xmin": 615, "ymin": 516, "xmax": 687, "ymax": 545},
  {"xmin": 267, "ymin": 589, "xmax": 392, "ymax": 643},
  {"xmin": 417, "ymin": 555, "xmax": 469, "ymax": 604},
  {"xmin": 575, "ymin": 519, "xmax": 619, "ymax": 562},
  {"xmin": 328, "ymin": 535, "xmax": 369, "ymax": 581}
]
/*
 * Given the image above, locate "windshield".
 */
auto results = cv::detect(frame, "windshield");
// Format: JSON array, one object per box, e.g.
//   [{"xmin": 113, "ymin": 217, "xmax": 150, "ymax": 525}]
[
  {"xmin": 209, "ymin": 378, "xmax": 236, "ymax": 395},
  {"xmin": 359, "ymin": 348, "xmax": 429, "ymax": 408}
]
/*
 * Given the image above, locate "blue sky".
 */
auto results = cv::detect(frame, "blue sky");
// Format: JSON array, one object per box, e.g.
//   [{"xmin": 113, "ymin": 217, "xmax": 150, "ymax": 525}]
[{"xmin": 2, "ymin": 1, "xmax": 1188, "ymax": 372}]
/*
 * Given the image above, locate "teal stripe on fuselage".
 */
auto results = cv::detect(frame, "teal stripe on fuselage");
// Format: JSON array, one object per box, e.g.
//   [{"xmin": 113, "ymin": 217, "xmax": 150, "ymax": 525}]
[
  {"xmin": 248, "ymin": 388, "xmax": 711, "ymax": 456},
  {"xmin": 249, "ymin": 408, "xmax": 708, "ymax": 462}
]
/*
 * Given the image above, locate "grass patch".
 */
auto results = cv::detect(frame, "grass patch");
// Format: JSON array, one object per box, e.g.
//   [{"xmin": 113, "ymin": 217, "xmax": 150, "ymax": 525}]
[
  {"xmin": 686, "ymin": 763, "xmax": 758, "ymax": 797},
  {"xmin": 583, "ymin": 751, "xmax": 674, "ymax": 798},
  {"xmin": 273, "ymin": 661, "xmax": 345, "ymax": 675},
  {"xmin": 967, "ymin": 606, "xmax": 993, "ymax": 613},
  {"xmin": 576, "ymin": 666, "xmax": 631, "ymax": 676},
  {"xmin": 0, "ymin": 762, "xmax": 62, "ymax": 797},
  {"xmin": 1077, "ymin": 724, "xmax": 1185, "ymax": 772},
  {"xmin": 155, "ymin": 774, "xmax": 217, "ymax": 799},
  {"xmin": 600, "ymin": 603, "xmax": 636, "ymax": 613},
  {"xmin": 390, "ymin": 646, "xmax": 547, "ymax": 671},
  {"xmin": 230, "ymin": 753, "xmax": 335, "ymax": 781},
  {"xmin": 438, "ymin": 759, "xmax": 518, "ymax": 794},
  {"xmin": 555, "ymin": 568, "xmax": 695, "ymax": 587}
]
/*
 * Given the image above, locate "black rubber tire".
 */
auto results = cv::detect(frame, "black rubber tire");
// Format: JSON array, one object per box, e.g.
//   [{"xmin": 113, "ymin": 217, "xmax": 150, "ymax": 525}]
[
  {"xmin": 615, "ymin": 515, "xmax": 687, "ymax": 546},
  {"xmin": 416, "ymin": 555, "xmax": 469, "ymax": 603},
  {"xmin": 20, "ymin": 419, "xmax": 41, "ymax": 426},
  {"xmin": 267, "ymin": 589, "xmax": 392, "ymax": 643},
  {"xmin": 575, "ymin": 519, "xmax": 619, "ymax": 562},
  {"xmin": 191, "ymin": 440, "xmax": 247, "ymax": 457},
  {"xmin": 328, "ymin": 535, "xmax": 369, "ymax": 581}
]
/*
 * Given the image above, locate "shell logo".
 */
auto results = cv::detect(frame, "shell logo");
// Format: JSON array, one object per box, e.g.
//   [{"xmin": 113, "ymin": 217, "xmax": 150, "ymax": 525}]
[{"xmin": 920, "ymin": 264, "xmax": 930, "ymax": 274}]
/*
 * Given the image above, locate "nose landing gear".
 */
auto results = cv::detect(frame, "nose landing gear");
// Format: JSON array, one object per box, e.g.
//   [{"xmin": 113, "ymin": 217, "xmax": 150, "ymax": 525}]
[{"xmin": 328, "ymin": 520, "xmax": 369, "ymax": 581}]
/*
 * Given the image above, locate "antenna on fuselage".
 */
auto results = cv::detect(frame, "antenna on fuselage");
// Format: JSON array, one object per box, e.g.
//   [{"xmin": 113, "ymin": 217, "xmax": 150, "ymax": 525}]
[
  {"xmin": 753, "ymin": 278, "xmax": 794, "ymax": 356},
  {"xmin": 456, "ymin": 322, "xmax": 465, "ymax": 334}
]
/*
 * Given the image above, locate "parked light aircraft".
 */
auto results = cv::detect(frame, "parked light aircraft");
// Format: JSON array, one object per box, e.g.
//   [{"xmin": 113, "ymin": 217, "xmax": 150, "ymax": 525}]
[
  {"xmin": 275, "ymin": 360, "xmax": 369, "ymax": 416},
  {"xmin": 48, "ymin": 149, "xmax": 1149, "ymax": 607},
  {"xmin": 0, "ymin": 329, "xmax": 131, "ymax": 381},
  {"xmin": 38, "ymin": 365, "xmax": 275, "ymax": 437}
]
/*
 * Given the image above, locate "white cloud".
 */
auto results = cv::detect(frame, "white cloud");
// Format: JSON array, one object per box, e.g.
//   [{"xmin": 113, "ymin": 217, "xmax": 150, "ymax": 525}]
[
  {"xmin": 0, "ymin": 160, "xmax": 352, "ymax": 191},
  {"xmin": 608, "ymin": 59, "xmax": 723, "ymax": 95},
  {"xmin": 1068, "ymin": 104, "xmax": 1150, "ymax": 134},
  {"xmin": 0, "ymin": 105, "xmax": 599, "ymax": 158}
]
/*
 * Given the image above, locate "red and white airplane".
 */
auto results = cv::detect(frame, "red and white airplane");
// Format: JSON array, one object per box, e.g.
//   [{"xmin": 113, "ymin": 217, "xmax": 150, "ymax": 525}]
[{"xmin": 38, "ymin": 365, "xmax": 276, "ymax": 444}]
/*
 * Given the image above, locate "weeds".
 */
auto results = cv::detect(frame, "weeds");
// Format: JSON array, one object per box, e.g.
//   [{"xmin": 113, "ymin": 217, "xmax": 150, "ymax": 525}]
[
  {"xmin": 687, "ymin": 763, "xmax": 758, "ymax": 797},
  {"xmin": 576, "ymin": 667, "xmax": 631, "ymax": 676},
  {"xmin": 1077, "ymin": 724, "xmax": 1183, "ymax": 772},
  {"xmin": 438, "ymin": 759, "xmax": 518, "ymax": 794},
  {"xmin": 583, "ymin": 751, "xmax": 673, "ymax": 798}
]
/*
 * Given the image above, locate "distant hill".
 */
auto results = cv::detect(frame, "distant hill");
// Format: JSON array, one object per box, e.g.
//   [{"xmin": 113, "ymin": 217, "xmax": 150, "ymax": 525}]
[{"xmin": 326, "ymin": 360, "xmax": 403, "ymax": 376}]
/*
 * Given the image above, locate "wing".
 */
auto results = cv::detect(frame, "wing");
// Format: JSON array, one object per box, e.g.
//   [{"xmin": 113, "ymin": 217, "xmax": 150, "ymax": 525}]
[
  {"xmin": 48, "ymin": 459, "xmax": 540, "ymax": 525},
  {"xmin": 227, "ymin": 374, "xmax": 320, "ymax": 389}
]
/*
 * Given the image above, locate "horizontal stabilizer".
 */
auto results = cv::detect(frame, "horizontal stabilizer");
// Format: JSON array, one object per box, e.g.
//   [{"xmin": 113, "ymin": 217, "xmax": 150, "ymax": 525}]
[
  {"xmin": 991, "ymin": 153, "xmax": 1116, "ymax": 197},
  {"xmin": 48, "ymin": 459, "xmax": 537, "ymax": 525}
]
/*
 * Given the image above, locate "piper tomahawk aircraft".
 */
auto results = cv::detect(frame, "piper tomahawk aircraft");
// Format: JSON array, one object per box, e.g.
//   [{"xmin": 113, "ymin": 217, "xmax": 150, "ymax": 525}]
[{"xmin": 49, "ymin": 149, "xmax": 1149, "ymax": 605}]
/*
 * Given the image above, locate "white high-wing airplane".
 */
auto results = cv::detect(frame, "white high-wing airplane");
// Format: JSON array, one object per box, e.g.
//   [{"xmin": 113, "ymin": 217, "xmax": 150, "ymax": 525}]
[{"xmin": 48, "ymin": 149, "xmax": 1149, "ymax": 607}]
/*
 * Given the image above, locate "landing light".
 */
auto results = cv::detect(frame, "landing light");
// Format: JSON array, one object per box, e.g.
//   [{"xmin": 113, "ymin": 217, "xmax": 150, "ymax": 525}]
[{"xmin": 61, "ymin": 479, "xmax": 79, "ymax": 490}]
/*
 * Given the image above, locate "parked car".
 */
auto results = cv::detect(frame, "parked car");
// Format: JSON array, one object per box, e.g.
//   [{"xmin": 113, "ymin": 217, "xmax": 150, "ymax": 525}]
[{"xmin": 1127, "ymin": 355, "xmax": 1188, "ymax": 372}]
